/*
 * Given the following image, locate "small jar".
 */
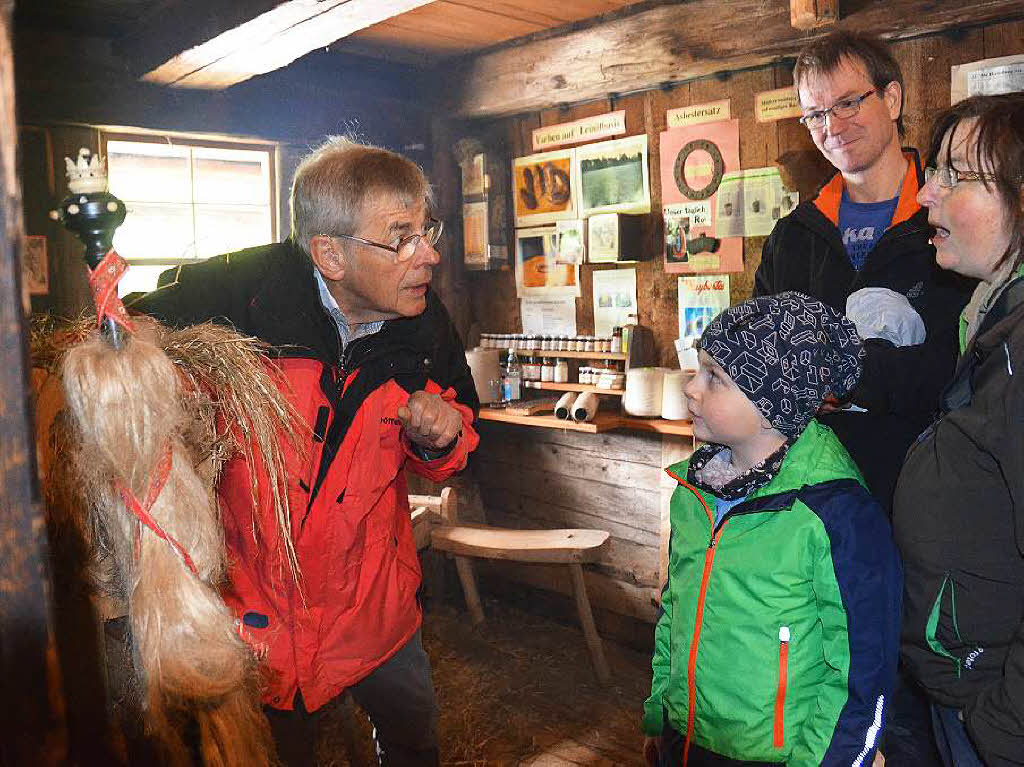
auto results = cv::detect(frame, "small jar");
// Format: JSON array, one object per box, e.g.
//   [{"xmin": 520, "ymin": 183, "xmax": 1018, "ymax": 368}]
[
  {"xmin": 554, "ymin": 358, "xmax": 569, "ymax": 383},
  {"xmin": 599, "ymin": 337, "xmax": 610, "ymax": 353},
  {"xmin": 541, "ymin": 358, "xmax": 555, "ymax": 382},
  {"xmin": 556, "ymin": 335, "xmax": 566, "ymax": 351},
  {"xmin": 566, "ymin": 336, "xmax": 578, "ymax": 351},
  {"xmin": 583, "ymin": 336, "xmax": 594, "ymax": 352},
  {"xmin": 579, "ymin": 366, "xmax": 591, "ymax": 385}
]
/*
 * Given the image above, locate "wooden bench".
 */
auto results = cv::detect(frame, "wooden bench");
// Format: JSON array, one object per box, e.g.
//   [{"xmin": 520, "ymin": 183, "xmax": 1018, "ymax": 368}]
[{"xmin": 422, "ymin": 488, "xmax": 612, "ymax": 685}]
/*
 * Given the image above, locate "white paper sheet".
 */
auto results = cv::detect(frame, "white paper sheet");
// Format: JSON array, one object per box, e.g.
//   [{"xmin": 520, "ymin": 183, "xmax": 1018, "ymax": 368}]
[
  {"xmin": 520, "ymin": 296, "xmax": 578, "ymax": 337},
  {"xmin": 592, "ymin": 268, "xmax": 638, "ymax": 337}
]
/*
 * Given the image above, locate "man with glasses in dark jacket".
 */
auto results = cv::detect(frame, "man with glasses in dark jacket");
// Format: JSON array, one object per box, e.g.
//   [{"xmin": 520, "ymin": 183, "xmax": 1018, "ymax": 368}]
[{"xmin": 755, "ymin": 32, "xmax": 974, "ymax": 766}]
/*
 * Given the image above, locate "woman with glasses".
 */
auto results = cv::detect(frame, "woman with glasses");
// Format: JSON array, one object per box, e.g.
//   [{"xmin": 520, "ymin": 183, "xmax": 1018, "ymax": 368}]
[{"xmin": 894, "ymin": 92, "xmax": 1024, "ymax": 767}]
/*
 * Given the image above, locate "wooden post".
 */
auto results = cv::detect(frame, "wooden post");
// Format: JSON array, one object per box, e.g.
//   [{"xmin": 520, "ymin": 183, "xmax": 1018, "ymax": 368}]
[
  {"xmin": 790, "ymin": 0, "xmax": 838, "ymax": 30},
  {"xmin": 0, "ymin": 0, "xmax": 68, "ymax": 761}
]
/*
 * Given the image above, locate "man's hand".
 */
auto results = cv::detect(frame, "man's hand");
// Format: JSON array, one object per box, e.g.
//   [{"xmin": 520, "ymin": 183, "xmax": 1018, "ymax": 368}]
[{"xmin": 397, "ymin": 391, "xmax": 462, "ymax": 451}]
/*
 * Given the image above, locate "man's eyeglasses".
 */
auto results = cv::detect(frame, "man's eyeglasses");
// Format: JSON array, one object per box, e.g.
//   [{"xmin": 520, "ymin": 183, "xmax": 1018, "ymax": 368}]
[
  {"xmin": 924, "ymin": 166, "xmax": 998, "ymax": 189},
  {"xmin": 799, "ymin": 89, "xmax": 878, "ymax": 130},
  {"xmin": 322, "ymin": 219, "xmax": 443, "ymax": 263}
]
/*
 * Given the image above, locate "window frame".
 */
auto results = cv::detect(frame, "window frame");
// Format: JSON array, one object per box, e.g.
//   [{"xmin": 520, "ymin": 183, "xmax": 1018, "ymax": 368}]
[{"xmin": 100, "ymin": 130, "xmax": 279, "ymax": 287}]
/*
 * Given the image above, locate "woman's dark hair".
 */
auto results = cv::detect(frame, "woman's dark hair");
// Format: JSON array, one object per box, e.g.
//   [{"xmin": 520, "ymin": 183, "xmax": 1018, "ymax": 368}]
[{"xmin": 926, "ymin": 93, "xmax": 1024, "ymax": 272}]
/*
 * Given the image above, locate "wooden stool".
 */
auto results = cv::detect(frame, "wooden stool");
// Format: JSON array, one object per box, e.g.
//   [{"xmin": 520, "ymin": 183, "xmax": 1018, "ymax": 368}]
[{"xmin": 427, "ymin": 490, "xmax": 611, "ymax": 685}]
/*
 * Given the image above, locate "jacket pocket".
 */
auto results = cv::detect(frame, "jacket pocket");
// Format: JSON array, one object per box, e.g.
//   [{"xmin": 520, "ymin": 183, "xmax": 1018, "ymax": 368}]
[{"xmin": 774, "ymin": 626, "xmax": 790, "ymax": 749}]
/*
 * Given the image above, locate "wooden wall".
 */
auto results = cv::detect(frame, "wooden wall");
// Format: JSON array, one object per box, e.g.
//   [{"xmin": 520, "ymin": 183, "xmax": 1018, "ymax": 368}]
[
  {"xmin": 435, "ymin": 18, "xmax": 1024, "ymax": 360},
  {"xmin": 422, "ymin": 19, "xmax": 1024, "ymax": 639}
]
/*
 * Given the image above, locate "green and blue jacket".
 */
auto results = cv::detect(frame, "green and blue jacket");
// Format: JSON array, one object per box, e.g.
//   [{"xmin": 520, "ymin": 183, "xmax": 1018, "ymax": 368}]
[{"xmin": 643, "ymin": 420, "xmax": 903, "ymax": 765}]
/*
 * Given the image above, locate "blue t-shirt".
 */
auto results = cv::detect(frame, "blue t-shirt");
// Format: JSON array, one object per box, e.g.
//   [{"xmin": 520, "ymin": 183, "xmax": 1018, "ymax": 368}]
[{"xmin": 838, "ymin": 191, "xmax": 899, "ymax": 271}]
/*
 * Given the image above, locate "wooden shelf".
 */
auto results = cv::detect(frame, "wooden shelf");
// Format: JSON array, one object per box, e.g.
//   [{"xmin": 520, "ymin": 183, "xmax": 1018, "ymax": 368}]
[
  {"xmin": 518, "ymin": 348, "xmax": 626, "ymax": 360},
  {"xmin": 617, "ymin": 416, "xmax": 694, "ymax": 437},
  {"xmin": 477, "ymin": 408, "xmax": 694, "ymax": 438},
  {"xmin": 525, "ymin": 382, "xmax": 625, "ymax": 395},
  {"xmin": 477, "ymin": 409, "xmax": 613, "ymax": 432}
]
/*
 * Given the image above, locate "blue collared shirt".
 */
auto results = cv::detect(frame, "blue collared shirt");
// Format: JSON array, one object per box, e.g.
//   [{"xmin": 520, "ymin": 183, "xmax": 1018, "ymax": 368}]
[{"xmin": 313, "ymin": 268, "xmax": 384, "ymax": 353}]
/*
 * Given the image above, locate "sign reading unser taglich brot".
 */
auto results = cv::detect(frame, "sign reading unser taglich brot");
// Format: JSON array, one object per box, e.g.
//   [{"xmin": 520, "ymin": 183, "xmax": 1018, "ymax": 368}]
[{"xmin": 532, "ymin": 111, "xmax": 626, "ymax": 152}]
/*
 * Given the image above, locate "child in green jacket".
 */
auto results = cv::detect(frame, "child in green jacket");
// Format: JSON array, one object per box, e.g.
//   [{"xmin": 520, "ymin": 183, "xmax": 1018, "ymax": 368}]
[{"xmin": 643, "ymin": 292, "xmax": 903, "ymax": 766}]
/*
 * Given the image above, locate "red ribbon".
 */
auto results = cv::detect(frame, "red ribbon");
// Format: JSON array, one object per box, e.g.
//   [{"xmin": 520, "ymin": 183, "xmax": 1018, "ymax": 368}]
[
  {"xmin": 87, "ymin": 249, "xmax": 134, "ymax": 333},
  {"xmin": 116, "ymin": 444, "xmax": 197, "ymax": 575}
]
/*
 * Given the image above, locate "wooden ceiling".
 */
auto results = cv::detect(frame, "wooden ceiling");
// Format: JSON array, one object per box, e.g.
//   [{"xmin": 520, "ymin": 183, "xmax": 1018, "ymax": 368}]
[{"xmin": 333, "ymin": 1, "xmax": 656, "ymax": 62}]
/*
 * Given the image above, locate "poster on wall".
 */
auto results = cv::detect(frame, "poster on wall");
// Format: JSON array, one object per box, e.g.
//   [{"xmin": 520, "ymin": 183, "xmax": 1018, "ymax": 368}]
[
  {"xmin": 515, "ymin": 226, "xmax": 580, "ymax": 297},
  {"xmin": 521, "ymin": 296, "xmax": 577, "ymax": 337},
  {"xmin": 462, "ymin": 201, "xmax": 488, "ymax": 267},
  {"xmin": 577, "ymin": 135, "xmax": 651, "ymax": 217},
  {"xmin": 714, "ymin": 167, "xmax": 799, "ymax": 238},
  {"xmin": 555, "ymin": 219, "xmax": 585, "ymax": 264},
  {"xmin": 512, "ymin": 149, "xmax": 577, "ymax": 227},
  {"xmin": 678, "ymin": 274, "xmax": 730, "ymax": 346},
  {"xmin": 592, "ymin": 267, "xmax": 638, "ymax": 337},
  {"xmin": 23, "ymin": 235, "xmax": 48, "ymax": 295},
  {"xmin": 461, "ymin": 152, "xmax": 486, "ymax": 199},
  {"xmin": 660, "ymin": 120, "xmax": 743, "ymax": 273},
  {"xmin": 951, "ymin": 54, "xmax": 1024, "ymax": 103}
]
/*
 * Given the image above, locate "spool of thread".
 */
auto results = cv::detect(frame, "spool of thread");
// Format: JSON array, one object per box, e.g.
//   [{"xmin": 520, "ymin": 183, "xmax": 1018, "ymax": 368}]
[
  {"xmin": 465, "ymin": 347, "xmax": 501, "ymax": 404},
  {"xmin": 623, "ymin": 367, "xmax": 665, "ymax": 417},
  {"xmin": 572, "ymin": 392, "xmax": 599, "ymax": 423},
  {"xmin": 661, "ymin": 370, "xmax": 693, "ymax": 420},
  {"xmin": 554, "ymin": 391, "xmax": 575, "ymax": 420}
]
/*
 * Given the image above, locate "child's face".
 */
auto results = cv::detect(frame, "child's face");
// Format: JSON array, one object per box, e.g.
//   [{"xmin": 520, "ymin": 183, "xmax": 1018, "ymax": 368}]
[{"xmin": 685, "ymin": 351, "xmax": 769, "ymax": 448}]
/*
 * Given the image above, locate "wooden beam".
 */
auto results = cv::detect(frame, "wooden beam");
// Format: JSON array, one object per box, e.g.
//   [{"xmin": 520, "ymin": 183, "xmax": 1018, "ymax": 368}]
[
  {"xmin": 142, "ymin": 0, "xmax": 438, "ymax": 90},
  {"xmin": 449, "ymin": 0, "xmax": 1024, "ymax": 118},
  {"xmin": 790, "ymin": 0, "xmax": 838, "ymax": 30},
  {"xmin": 0, "ymin": 0, "xmax": 68, "ymax": 761}
]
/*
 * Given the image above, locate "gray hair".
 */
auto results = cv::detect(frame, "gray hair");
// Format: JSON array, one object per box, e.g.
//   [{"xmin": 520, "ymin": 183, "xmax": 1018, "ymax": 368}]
[{"xmin": 289, "ymin": 136, "xmax": 432, "ymax": 257}]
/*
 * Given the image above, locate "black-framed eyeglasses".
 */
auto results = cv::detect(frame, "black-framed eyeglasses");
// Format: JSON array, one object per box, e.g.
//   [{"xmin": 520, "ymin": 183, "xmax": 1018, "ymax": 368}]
[
  {"xmin": 799, "ymin": 89, "xmax": 878, "ymax": 130},
  {"xmin": 924, "ymin": 166, "xmax": 998, "ymax": 189},
  {"xmin": 322, "ymin": 218, "xmax": 443, "ymax": 263}
]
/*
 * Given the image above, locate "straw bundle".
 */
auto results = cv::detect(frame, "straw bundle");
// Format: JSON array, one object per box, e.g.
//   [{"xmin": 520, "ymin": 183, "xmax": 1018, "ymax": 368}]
[{"xmin": 33, "ymin": 316, "xmax": 303, "ymax": 765}]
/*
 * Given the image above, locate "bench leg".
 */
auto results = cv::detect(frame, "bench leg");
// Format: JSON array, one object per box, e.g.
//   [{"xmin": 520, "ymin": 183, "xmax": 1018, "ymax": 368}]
[
  {"xmin": 454, "ymin": 555, "xmax": 485, "ymax": 625},
  {"xmin": 569, "ymin": 563, "xmax": 611, "ymax": 685}
]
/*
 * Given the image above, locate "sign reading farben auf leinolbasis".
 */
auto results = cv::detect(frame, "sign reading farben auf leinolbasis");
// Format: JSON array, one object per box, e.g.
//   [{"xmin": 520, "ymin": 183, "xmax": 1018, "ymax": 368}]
[{"xmin": 532, "ymin": 111, "xmax": 626, "ymax": 152}]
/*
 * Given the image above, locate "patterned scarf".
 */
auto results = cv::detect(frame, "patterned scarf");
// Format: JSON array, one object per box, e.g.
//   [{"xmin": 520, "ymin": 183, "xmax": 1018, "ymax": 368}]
[{"xmin": 687, "ymin": 438, "xmax": 795, "ymax": 501}]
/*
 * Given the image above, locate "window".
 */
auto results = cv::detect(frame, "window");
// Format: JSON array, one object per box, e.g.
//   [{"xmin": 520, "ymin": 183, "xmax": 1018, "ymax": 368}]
[{"xmin": 102, "ymin": 133, "xmax": 277, "ymax": 295}]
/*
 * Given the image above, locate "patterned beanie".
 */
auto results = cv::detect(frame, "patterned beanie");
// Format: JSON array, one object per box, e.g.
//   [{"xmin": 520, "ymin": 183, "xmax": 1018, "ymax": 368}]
[{"xmin": 699, "ymin": 291, "xmax": 864, "ymax": 437}]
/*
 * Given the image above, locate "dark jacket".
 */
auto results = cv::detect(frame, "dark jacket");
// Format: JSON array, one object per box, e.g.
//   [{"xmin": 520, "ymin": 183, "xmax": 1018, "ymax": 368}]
[
  {"xmin": 894, "ymin": 278, "xmax": 1024, "ymax": 766},
  {"xmin": 755, "ymin": 152, "xmax": 973, "ymax": 513},
  {"xmin": 131, "ymin": 240, "xmax": 480, "ymax": 711}
]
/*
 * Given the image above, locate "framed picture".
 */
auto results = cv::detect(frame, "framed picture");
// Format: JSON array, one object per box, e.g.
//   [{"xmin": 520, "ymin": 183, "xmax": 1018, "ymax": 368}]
[
  {"xmin": 514, "ymin": 225, "xmax": 579, "ymax": 297},
  {"xmin": 461, "ymin": 152, "xmax": 486, "ymax": 200},
  {"xmin": 23, "ymin": 235, "xmax": 48, "ymax": 295},
  {"xmin": 512, "ymin": 149, "xmax": 577, "ymax": 227},
  {"xmin": 577, "ymin": 135, "xmax": 650, "ymax": 216},
  {"xmin": 462, "ymin": 201, "xmax": 488, "ymax": 267}
]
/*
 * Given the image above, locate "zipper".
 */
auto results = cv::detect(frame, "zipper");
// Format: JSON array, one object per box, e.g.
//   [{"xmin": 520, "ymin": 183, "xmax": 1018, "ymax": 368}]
[
  {"xmin": 668, "ymin": 476, "xmax": 790, "ymax": 766},
  {"xmin": 774, "ymin": 626, "xmax": 790, "ymax": 749}
]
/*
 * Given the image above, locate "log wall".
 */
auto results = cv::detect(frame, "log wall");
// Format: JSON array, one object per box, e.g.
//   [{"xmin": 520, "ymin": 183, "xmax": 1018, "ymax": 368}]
[{"xmin": 424, "ymin": 19, "xmax": 1024, "ymax": 637}]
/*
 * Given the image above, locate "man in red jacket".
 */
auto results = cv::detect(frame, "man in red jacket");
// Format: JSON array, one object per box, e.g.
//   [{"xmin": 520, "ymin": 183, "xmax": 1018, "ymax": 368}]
[{"xmin": 135, "ymin": 137, "xmax": 480, "ymax": 766}]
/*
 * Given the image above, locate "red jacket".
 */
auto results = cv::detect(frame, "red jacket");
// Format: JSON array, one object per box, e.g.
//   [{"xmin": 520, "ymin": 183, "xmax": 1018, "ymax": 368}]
[{"xmin": 133, "ymin": 241, "xmax": 480, "ymax": 710}]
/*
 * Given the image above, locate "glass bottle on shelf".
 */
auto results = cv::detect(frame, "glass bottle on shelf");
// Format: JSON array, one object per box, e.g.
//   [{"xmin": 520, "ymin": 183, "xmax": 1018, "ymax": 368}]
[{"xmin": 502, "ymin": 348, "xmax": 522, "ymax": 402}]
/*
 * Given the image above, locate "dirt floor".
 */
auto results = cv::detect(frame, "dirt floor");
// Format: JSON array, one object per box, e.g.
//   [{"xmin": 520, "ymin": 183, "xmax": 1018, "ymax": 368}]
[{"xmin": 318, "ymin": 597, "xmax": 653, "ymax": 766}]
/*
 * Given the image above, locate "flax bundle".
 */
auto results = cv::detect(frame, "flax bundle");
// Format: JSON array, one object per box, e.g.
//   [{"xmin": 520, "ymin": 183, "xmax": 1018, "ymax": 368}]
[{"xmin": 34, "ymin": 317, "xmax": 302, "ymax": 765}]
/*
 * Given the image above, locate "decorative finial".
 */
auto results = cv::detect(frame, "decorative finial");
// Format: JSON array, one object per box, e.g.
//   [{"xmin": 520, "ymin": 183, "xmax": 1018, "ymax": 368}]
[{"xmin": 65, "ymin": 147, "xmax": 109, "ymax": 194}]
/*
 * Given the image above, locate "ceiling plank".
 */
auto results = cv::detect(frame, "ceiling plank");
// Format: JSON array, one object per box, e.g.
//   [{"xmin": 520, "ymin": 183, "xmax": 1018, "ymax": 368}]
[
  {"xmin": 142, "ymin": 0, "xmax": 438, "ymax": 89},
  {"xmin": 449, "ymin": 0, "xmax": 1024, "ymax": 118}
]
